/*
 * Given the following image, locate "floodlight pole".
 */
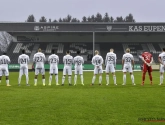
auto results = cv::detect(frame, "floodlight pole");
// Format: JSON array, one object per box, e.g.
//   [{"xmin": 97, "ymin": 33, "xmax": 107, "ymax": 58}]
[{"xmin": 93, "ymin": 31, "xmax": 95, "ymax": 56}]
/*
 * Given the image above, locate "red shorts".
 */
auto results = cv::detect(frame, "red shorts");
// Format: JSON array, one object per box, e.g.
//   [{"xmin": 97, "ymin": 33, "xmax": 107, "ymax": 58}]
[{"xmin": 143, "ymin": 64, "xmax": 152, "ymax": 72}]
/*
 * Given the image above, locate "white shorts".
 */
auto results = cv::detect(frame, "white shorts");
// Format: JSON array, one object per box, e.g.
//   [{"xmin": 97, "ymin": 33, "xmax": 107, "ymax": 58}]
[
  {"xmin": 75, "ymin": 66, "xmax": 83, "ymax": 75},
  {"xmin": 50, "ymin": 67, "xmax": 58, "ymax": 74},
  {"xmin": 160, "ymin": 65, "xmax": 165, "ymax": 73},
  {"xmin": 63, "ymin": 66, "xmax": 72, "ymax": 75},
  {"xmin": 0, "ymin": 67, "xmax": 9, "ymax": 76},
  {"xmin": 94, "ymin": 67, "xmax": 103, "ymax": 74},
  {"xmin": 106, "ymin": 64, "xmax": 115, "ymax": 73},
  {"xmin": 35, "ymin": 68, "xmax": 45, "ymax": 75},
  {"xmin": 19, "ymin": 67, "xmax": 28, "ymax": 76},
  {"xmin": 123, "ymin": 64, "xmax": 133, "ymax": 73}
]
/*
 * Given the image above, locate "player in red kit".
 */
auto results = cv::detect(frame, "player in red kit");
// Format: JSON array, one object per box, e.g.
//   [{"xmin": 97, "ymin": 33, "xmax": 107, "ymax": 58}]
[{"xmin": 141, "ymin": 51, "xmax": 153, "ymax": 85}]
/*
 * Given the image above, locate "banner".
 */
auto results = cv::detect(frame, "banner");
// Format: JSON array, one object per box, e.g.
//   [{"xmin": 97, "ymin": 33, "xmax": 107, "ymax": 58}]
[{"xmin": 1, "ymin": 23, "xmax": 165, "ymax": 32}]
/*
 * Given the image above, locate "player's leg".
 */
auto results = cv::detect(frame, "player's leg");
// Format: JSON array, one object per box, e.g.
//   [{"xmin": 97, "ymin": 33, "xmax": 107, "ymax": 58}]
[
  {"xmin": 62, "ymin": 67, "xmax": 66, "ymax": 85},
  {"xmin": 25, "ymin": 68, "xmax": 29, "ymax": 86},
  {"xmin": 41, "ymin": 68, "xmax": 46, "ymax": 86},
  {"xmin": 49, "ymin": 68, "xmax": 53, "ymax": 86},
  {"xmin": 5, "ymin": 69, "xmax": 10, "ymax": 86},
  {"xmin": 122, "ymin": 65, "xmax": 127, "ymax": 85},
  {"xmin": 142, "ymin": 64, "xmax": 147, "ymax": 85},
  {"xmin": 148, "ymin": 66, "xmax": 153, "ymax": 85},
  {"xmin": 34, "ymin": 68, "xmax": 39, "ymax": 86},
  {"xmin": 91, "ymin": 68, "xmax": 97, "ymax": 85},
  {"xmin": 99, "ymin": 73, "xmax": 102, "ymax": 85},
  {"xmin": 129, "ymin": 67, "xmax": 135, "ymax": 85},
  {"xmin": 55, "ymin": 67, "xmax": 59, "ymax": 85},
  {"xmin": 74, "ymin": 68, "xmax": 78, "ymax": 85},
  {"xmin": 105, "ymin": 65, "xmax": 110, "ymax": 85},
  {"xmin": 80, "ymin": 67, "xmax": 84, "ymax": 85},
  {"xmin": 68, "ymin": 67, "xmax": 72, "ymax": 85},
  {"xmin": 159, "ymin": 65, "xmax": 164, "ymax": 85},
  {"xmin": 111, "ymin": 65, "xmax": 117, "ymax": 85},
  {"xmin": 18, "ymin": 68, "xmax": 23, "ymax": 86},
  {"xmin": 130, "ymin": 72, "xmax": 135, "ymax": 85}
]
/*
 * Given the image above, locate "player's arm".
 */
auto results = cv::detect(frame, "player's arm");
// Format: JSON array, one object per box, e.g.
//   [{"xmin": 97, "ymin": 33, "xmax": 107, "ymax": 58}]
[
  {"xmin": 48, "ymin": 56, "xmax": 50, "ymax": 64},
  {"xmin": 105, "ymin": 54, "xmax": 107, "ymax": 66},
  {"xmin": 91, "ymin": 57, "xmax": 95, "ymax": 66},
  {"xmin": 114, "ymin": 55, "xmax": 117, "ymax": 68},
  {"xmin": 8, "ymin": 57, "xmax": 11, "ymax": 64},
  {"xmin": 158, "ymin": 55, "xmax": 163, "ymax": 65},
  {"xmin": 57, "ymin": 56, "xmax": 59, "ymax": 64},
  {"xmin": 132, "ymin": 56, "xmax": 134, "ymax": 70},
  {"xmin": 63, "ymin": 56, "xmax": 65, "ymax": 64},
  {"xmin": 43, "ymin": 54, "xmax": 46, "ymax": 62},
  {"xmin": 18, "ymin": 56, "xmax": 20, "ymax": 64},
  {"xmin": 150, "ymin": 57, "xmax": 153, "ymax": 64},
  {"xmin": 122, "ymin": 56, "xmax": 124, "ymax": 69},
  {"xmin": 27, "ymin": 56, "xmax": 30, "ymax": 63}
]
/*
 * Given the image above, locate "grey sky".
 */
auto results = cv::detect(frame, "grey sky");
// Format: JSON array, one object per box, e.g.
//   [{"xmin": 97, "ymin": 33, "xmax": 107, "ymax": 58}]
[{"xmin": 0, "ymin": 0, "xmax": 165, "ymax": 22}]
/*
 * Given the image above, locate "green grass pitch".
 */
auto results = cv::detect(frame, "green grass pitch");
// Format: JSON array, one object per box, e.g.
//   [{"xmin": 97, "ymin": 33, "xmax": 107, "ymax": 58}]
[{"xmin": 0, "ymin": 71, "xmax": 165, "ymax": 125}]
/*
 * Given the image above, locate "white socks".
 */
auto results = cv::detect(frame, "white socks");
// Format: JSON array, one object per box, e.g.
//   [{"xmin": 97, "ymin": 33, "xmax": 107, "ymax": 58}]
[
  {"xmin": 92, "ymin": 76, "xmax": 96, "ymax": 84},
  {"xmin": 6, "ymin": 80, "xmax": 9, "ymax": 85},
  {"xmin": 131, "ymin": 74, "xmax": 134, "ymax": 84},
  {"xmin": 113, "ymin": 75, "xmax": 116, "ymax": 84},
  {"xmin": 62, "ymin": 76, "xmax": 65, "ymax": 84},
  {"xmin": 18, "ymin": 76, "xmax": 21, "ymax": 84},
  {"xmin": 68, "ymin": 76, "xmax": 71, "ymax": 84},
  {"xmin": 99, "ymin": 76, "xmax": 102, "ymax": 84},
  {"xmin": 106, "ymin": 75, "xmax": 109, "ymax": 85},
  {"xmin": 74, "ymin": 75, "xmax": 77, "ymax": 85},
  {"xmin": 49, "ymin": 75, "xmax": 52, "ymax": 84},
  {"xmin": 80, "ymin": 75, "xmax": 84, "ymax": 84},
  {"xmin": 34, "ymin": 79, "xmax": 37, "ymax": 85},
  {"xmin": 55, "ymin": 75, "xmax": 58, "ymax": 84},
  {"xmin": 123, "ymin": 74, "xmax": 126, "ymax": 84},
  {"xmin": 160, "ymin": 75, "xmax": 164, "ymax": 84},
  {"xmin": 26, "ymin": 75, "xmax": 29, "ymax": 84}
]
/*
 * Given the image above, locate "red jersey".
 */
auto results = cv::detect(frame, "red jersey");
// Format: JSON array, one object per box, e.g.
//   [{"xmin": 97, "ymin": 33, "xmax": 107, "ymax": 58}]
[{"xmin": 141, "ymin": 52, "xmax": 152, "ymax": 63}]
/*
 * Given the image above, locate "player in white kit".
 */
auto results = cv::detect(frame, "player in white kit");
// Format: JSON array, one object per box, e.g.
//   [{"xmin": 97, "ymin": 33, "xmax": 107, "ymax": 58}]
[
  {"xmin": 158, "ymin": 48, "xmax": 165, "ymax": 85},
  {"xmin": 62, "ymin": 50, "xmax": 73, "ymax": 86},
  {"xmin": 33, "ymin": 48, "xmax": 46, "ymax": 86},
  {"xmin": 18, "ymin": 50, "xmax": 29, "ymax": 86},
  {"xmin": 0, "ymin": 52, "xmax": 11, "ymax": 86},
  {"xmin": 122, "ymin": 48, "xmax": 135, "ymax": 85},
  {"xmin": 91, "ymin": 50, "xmax": 103, "ymax": 86},
  {"xmin": 105, "ymin": 48, "xmax": 117, "ymax": 85},
  {"xmin": 48, "ymin": 49, "xmax": 59, "ymax": 86},
  {"xmin": 74, "ymin": 50, "xmax": 84, "ymax": 86}
]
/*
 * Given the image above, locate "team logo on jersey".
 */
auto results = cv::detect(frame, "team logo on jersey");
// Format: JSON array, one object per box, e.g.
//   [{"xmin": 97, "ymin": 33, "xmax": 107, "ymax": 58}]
[
  {"xmin": 34, "ymin": 26, "xmax": 40, "ymax": 31},
  {"xmin": 107, "ymin": 26, "xmax": 112, "ymax": 31}
]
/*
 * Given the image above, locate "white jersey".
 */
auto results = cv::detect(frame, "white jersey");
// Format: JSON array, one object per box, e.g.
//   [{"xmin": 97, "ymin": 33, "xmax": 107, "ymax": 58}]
[
  {"xmin": 48, "ymin": 54, "xmax": 59, "ymax": 68},
  {"xmin": 0, "ymin": 55, "xmax": 10, "ymax": 69},
  {"xmin": 122, "ymin": 53, "xmax": 134, "ymax": 65},
  {"xmin": 105, "ymin": 52, "xmax": 117, "ymax": 66},
  {"xmin": 63, "ymin": 55, "xmax": 73, "ymax": 67},
  {"xmin": 92, "ymin": 55, "xmax": 103, "ymax": 68},
  {"xmin": 159, "ymin": 52, "xmax": 165, "ymax": 65},
  {"xmin": 18, "ymin": 54, "xmax": 29, "ymax": 68},
  {"xmin": 33, "ymin": 52, "xmax": 46, "ymax": 68},
  {"xmin": 74, "ymin": 55, "xmax": 84, "ymax": 68}
]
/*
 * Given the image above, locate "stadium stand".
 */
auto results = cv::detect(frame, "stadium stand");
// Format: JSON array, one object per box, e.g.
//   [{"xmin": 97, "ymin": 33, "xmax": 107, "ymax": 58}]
[{"xmin": 5, "ymin": 42, "xmax": 164, "ymax": 64}]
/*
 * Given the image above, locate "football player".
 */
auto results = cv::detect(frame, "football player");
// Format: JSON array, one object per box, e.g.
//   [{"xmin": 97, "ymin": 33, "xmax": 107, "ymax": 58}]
[
  {"xmin": 122, "ymin": 48, "xmax": 135, "ymax": 85},
  {"xmin": 158, "ymin": 48, "xmax": 165, "ymax": 85},
  {"xmin": 0, "ymin": 52, "xmax": 11, "ymax": 86},
  {"xmin": 48, "ymin": 49, "xmax": 59, "ymax": 86},
  {"xmin": 105, "ymin": 48, "xmax": 117, "ymax": 85},
  {"xmin": 141, "ymin": 50, "xmax": 153, "ymax": 85},
  {"xmin": 62, "ymin": 50, "xmax": 73, "ymax": 86},
  {"xmin": 33, "ymin": 48, "xmax": 46, "ymax": 86},
  {"xmin": 91, "ymin": 50, "xmax": 103, "ymax": 86},
  {"xmin": 18, "ymin": 49, "xmax": 29, "ymax": 86},
  {"xmin": 74, "ymin": 50, "xmax": 84, "ymax": 86}
]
